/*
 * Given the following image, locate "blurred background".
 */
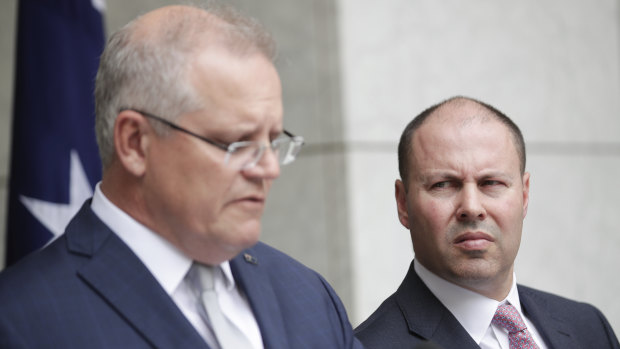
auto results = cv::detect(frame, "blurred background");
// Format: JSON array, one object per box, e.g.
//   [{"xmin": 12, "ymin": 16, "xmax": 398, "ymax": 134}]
[{"xmin": 1, "ymin": 0, "xmax": 619, "ymax": 332}]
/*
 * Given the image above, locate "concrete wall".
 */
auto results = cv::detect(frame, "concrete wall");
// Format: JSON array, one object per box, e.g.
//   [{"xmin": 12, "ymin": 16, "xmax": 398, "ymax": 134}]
[{"xmin": 1, "ymin": 0, "xmax": 619, "ymax": 334}]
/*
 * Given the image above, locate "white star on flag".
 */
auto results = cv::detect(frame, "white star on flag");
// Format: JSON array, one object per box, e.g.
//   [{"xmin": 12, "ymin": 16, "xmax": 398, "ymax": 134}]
[{"xmin": 19, "ymin": 150, "xmax": 93, "ymax": 242}]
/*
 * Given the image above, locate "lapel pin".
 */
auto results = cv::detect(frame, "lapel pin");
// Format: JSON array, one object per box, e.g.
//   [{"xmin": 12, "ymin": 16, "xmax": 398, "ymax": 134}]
[{"xmin": 244, "ymin": 253, "xmax": 258, "ymax": 265}]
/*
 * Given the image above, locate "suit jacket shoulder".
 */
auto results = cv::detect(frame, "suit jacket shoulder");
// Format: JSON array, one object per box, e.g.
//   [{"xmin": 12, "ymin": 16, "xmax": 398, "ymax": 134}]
[
  {"xmin": 0, "ymin": 201, "xmax": 209, "ymax": 349},
  {"xmin": 519, "ymin": 285, "xmax": 620, "ymax": 349},
  {"xmin": 354, "ymin": 260, "xmax": 620, "ymax": 349},
  {"xmin": 355, "ymin": 261, "xmax": 479, "ymax": 349}
]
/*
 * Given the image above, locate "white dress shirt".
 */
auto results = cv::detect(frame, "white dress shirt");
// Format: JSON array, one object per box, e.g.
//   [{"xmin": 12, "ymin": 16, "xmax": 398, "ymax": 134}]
[
  {"xmin": 90, "ymin": 183, "xmax": 263, "ymax": 349},
  {"xmin": 414, "ymin": 261, "xmax": 547, "ymax": 349}
]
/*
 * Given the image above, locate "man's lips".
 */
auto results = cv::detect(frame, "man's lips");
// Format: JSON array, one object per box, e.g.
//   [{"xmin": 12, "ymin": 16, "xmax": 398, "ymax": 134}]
[
  {"xmin": 453, "ymin": 231, "xmax": 495, "ymax": 250},
  {"xmin": 232, "ymin": 195, "xmax": 266, "ymax": 207}
]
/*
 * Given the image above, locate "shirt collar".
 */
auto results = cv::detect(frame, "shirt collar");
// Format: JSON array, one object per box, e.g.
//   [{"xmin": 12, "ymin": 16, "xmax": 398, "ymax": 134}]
[
  {"xmin": 90, "ymin": 182, "xmax": 236, "ymax": 294},
  {"xmin": 414, "ymin": 260, "xmax": 521, "ymax": 345}
]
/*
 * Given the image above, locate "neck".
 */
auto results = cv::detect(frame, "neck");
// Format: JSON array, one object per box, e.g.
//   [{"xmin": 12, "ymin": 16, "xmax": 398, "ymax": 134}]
[
  {"xmin": 456, "ymin": 269, "xmax": 514, "ymax": 301},
  {"xmin": 100, "ymin": 167, "xmax": 148, "ymax": 228}
]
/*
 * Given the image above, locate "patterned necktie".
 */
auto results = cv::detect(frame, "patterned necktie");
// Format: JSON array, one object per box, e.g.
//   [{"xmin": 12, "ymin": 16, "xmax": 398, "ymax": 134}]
[
  {"xmin": 192, "ymin": 263, "xmax": 253, "ymax": 349},
  {"xmin": 492, "ymin": 303, "xmax": 539, "ymax": 349}
]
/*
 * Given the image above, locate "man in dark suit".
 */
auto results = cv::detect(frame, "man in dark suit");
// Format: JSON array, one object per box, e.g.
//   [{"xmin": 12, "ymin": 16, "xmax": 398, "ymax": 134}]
[
  {"xmin": 0, "ymin": 4, "xmax": 361, "ymax": 348},
  {"xmin": 355, "ymin": 96, "xmax": 620, "ymax": 349}
]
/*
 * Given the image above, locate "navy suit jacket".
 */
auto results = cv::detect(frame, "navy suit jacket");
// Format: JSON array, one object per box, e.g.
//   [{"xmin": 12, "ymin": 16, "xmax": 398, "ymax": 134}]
[
  {"xmin": 0, "ymin": 202, "xmax": 362, "ymax": 348},
  {"xmin": 355, "ymin": 261, "xmax": 620, "ymax": 349}
]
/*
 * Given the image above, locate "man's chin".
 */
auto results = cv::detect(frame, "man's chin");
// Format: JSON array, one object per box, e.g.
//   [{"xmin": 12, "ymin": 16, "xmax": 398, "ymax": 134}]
[
  {"xmin": 231, "ymin": 223, "xmax": 262, "ymax": 249},
  {"xmin": 458, "ymin": 259, "xmax": 501, "ymax": 282}
]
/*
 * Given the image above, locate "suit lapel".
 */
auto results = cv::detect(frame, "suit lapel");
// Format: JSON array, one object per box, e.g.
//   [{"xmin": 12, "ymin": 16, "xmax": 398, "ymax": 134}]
[
  {"xmin": 396, "ymin": 261, "xmax": 480, "ymax": 349},
  {"xmin": 519, "ymin": 286, "xmax": 577, "ymax": 349},
  {"xmin": 230, "ymin": 245, "xmax": 290, "ymax": 349},
  {"xmin": 66, "ymin": 203, "xmax": 209, "ymax": 349},
  {"xmin": 396, "ymin": 262, "xmax": 583, "ymax": 349}
]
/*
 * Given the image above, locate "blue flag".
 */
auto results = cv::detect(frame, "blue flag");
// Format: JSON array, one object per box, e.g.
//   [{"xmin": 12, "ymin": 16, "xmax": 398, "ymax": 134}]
[{"xmin": 5, "ymin": 0, "xmax": 106, "ymax": 266}]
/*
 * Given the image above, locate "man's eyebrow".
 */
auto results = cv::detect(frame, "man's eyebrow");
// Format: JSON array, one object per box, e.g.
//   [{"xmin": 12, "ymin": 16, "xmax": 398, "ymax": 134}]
[
  {"xmin": 478, "ymin": 171, "xmax": 513, "ymax": 180},
  {"xmin": 416, "ymin": 170, "xmax": 515, "ymax": 183},
  {"xmin": 416, "ymin": 172, "xmax": 459, "ymax": 183}
]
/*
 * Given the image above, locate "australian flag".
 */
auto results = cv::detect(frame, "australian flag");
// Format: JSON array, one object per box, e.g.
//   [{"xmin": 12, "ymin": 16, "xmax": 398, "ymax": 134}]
[{"xmin": 5, "ymin": 0, "xmax": 106, "ymax": 266}]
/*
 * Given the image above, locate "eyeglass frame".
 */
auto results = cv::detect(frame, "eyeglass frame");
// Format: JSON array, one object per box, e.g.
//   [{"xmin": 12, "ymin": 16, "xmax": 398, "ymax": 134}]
[{"xmin": 119, "ymin": 108, "xmax": 304, "ymax": 167}]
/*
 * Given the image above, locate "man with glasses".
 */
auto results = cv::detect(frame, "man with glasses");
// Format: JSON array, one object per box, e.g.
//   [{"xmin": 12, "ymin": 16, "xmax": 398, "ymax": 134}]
[{"xmin": 0, "ymin": 4, "xmax": 361, "ymax": 349}]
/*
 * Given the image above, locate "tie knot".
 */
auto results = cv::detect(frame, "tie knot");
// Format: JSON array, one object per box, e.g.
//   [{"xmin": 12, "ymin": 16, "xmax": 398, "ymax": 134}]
[
  {"xmin": 189, "ymin": 263, "xmax": 217, "ymax": 294},
  {"xmin": 492, "ymin": 303, "xmax": 527, "ymax": 334}
]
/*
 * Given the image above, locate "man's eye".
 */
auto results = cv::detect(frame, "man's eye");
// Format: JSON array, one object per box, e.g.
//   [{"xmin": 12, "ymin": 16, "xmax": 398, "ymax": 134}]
[
  {"xmin": 481, "ymin": 180, "xmax": 502, "ymax": 187},
  {"xmin": 431, "ymin": 181, "xmax": 451, "ymax": 189}
]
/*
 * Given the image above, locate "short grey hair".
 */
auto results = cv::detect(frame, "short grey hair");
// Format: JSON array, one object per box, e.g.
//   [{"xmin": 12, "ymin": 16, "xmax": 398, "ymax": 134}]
[{"xmin": 94, "ymin": 3, "xmax": 276, "ymax": 169}]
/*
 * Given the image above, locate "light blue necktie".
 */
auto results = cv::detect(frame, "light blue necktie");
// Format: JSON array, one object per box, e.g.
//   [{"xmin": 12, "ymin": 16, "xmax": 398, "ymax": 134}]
[{"xmin": 193, "ymin": 263, "xmax": 253, "ymax": 349}]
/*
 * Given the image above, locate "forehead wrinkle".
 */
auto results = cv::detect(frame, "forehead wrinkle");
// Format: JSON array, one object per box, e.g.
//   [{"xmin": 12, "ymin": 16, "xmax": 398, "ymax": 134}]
[
  {"xmin": 413, "ymin": 118, "xmax": 520, "ymax": 180},
  {"xmin": 431, "ymin": 100, "xmax": 524, "ymax": 170}
]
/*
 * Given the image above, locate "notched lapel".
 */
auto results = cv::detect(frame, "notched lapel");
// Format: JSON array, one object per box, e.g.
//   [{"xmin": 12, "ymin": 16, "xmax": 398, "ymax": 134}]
[
  {"xmin": 230, "ymin": 246, "xmax": 290, "ymax": 349},
  {"xmin": 520, "ymin": 288, "xmax": 576, "ymax": 349},
  {"xmin": 397, "ymin": 261, "xmax": 480, "ymax": 349},
  {"xmin": 78, "ymin": 238, "xmax": 209, "ymax": 349},
  {"xmin": 67, "ymin": 205, "xmax": 209, "ymax": 349}
]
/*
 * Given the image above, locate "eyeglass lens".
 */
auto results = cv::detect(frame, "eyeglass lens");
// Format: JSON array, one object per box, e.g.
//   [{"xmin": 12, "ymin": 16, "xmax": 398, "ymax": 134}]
[{"xmin": 225, "ymin": 139, "xmax": 301, "ymax": 170}]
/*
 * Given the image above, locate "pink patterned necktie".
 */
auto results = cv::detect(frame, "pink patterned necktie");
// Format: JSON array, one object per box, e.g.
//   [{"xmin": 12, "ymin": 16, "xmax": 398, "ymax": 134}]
[{"xmin": 492, "ymin": 303, "xmax": 540, "ymax": 349}]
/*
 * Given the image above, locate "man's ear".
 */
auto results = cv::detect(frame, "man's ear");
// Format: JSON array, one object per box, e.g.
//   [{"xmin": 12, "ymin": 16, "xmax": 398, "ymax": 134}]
[
  {"xmin": 522, "ymin": 171, "xmax": 530, "ymax": 219},
  {"xmin": 113, "ymin": 110, "xmax": 150, "ymax": 177},
  {"xmin": 395, "ymin": 179, "xmax": 411, "ymax": 229}
]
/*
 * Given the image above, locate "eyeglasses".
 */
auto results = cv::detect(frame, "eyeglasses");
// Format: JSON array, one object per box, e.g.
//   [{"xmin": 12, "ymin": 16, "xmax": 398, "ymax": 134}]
[{"xmin": 123, "ymin": 108, "xmax": 304, "ymax": 170}]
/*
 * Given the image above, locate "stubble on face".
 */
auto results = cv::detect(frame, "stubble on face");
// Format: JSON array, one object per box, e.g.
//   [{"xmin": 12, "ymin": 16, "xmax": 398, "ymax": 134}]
[
  {"xmin": 441, "ymin": 220, "xmax": 514, "ymax": 284},
  {"xmin": 405, "ymin": 103, "xmax": 527, "ymax": 299}
]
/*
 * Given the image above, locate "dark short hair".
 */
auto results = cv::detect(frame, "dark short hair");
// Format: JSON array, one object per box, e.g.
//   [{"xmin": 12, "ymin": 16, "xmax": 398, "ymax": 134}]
[{"xmin": 397, "ymin": 96, "xmax": 526, "ymax": 188}]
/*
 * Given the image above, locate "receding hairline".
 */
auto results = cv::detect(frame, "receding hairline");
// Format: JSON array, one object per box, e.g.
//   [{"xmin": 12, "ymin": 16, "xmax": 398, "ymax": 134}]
[
  {"xmin": 94, "ymin": 2, "xmax": 277, "ymax": 170},
  {"xmin": 129, "ymin": 5, "xmax": 272, "ymax": 58},
  {"xmin": 398, "ymin": 96, "xmax": 526, "ymax": 188}
]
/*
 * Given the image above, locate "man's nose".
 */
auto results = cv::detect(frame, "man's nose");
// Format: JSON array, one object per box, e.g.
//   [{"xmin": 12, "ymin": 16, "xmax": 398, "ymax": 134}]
[
  {"xmin": 242, "ymin": 145, "xmax": 281, "ymax": 180},
  {"xmin": 456, "ymin": 184, "xmax": 486, "ymax": 221}
]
